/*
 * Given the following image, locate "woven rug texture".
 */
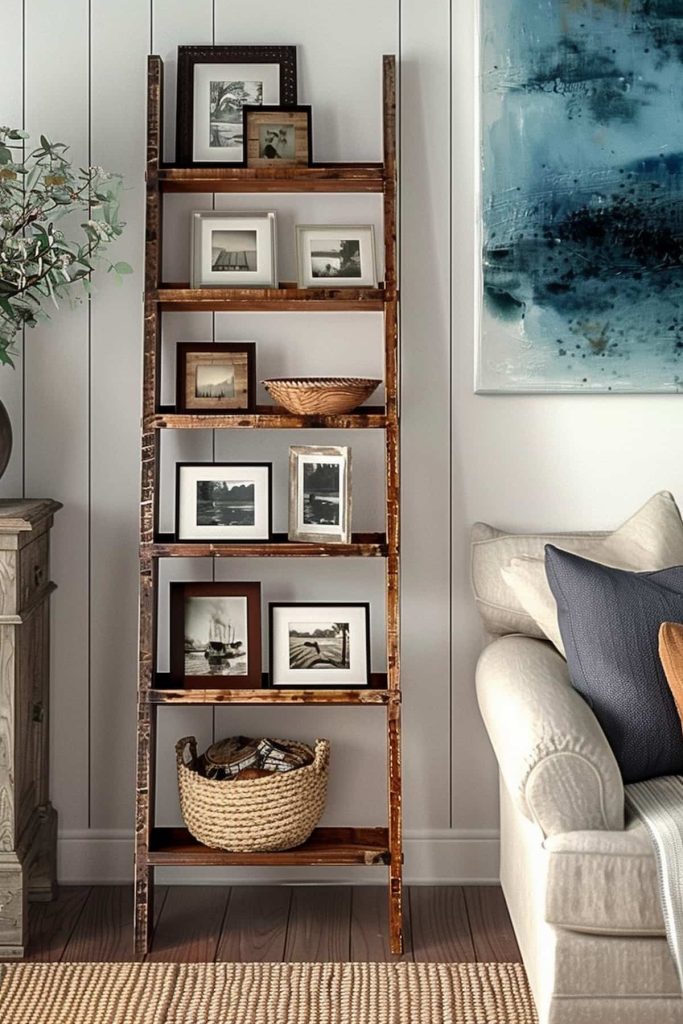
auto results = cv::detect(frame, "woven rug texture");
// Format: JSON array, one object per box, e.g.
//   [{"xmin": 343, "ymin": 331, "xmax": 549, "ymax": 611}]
[{"xmin": 0, "ymin": 960, "xmax": 537, "ymax": 1024}]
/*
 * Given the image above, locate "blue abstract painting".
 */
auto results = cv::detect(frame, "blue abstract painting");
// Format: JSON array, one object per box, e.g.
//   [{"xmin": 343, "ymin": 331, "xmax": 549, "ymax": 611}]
[{"xmin": 478, "ymin": 0, "xmax": 683, "ymax": 392}]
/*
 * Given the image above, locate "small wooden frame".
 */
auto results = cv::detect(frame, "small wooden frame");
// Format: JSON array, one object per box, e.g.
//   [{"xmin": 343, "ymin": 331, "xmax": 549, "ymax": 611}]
[
  {"xmin": 243, "ymin": 105, "xmax": 312, "ymax": 168},
  {"xmin": 176, "ymin": 342, "xmax": 256, "ymax": 413},
  {"xmin": 289, "ymin": 445, "xmax": 351, "ymax": 544}
]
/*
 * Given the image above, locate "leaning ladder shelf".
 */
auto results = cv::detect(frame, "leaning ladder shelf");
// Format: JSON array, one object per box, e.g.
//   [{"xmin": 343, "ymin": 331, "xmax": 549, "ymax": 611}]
[{"xmin": 135, "ymin": 54, "xmax": 402, "ymax": 957}]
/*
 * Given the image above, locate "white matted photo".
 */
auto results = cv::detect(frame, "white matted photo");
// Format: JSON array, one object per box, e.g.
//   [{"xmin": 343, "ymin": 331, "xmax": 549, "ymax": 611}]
[
  {"xmin": 289, "ymin": 445, "xmax": 351, "ymax": 544},
  {"xmin": 175, "ymin": 462, "xmax": 272, "ymax": 542},
  {"xmin": 269, "ymin": 602, "xmax": 371, "ymax": 688},
  {"xmin": 296, "ymin": 225, "xmax": 377, "ymax": 288},
  {"xmin": 191, "ymin": 210, "xmax": 277, "ymax": 288},
  {"xmin": 193, "ymin": 64, "xmax": 280, "ymax": 163}
]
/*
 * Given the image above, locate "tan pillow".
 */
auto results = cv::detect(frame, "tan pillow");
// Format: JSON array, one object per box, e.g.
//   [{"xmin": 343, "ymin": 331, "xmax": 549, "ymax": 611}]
[
  {"xmin": 472, "ymin": 491, "xmax": 683, "ymax": 642},
  {"xmin": 659, "ymin": 622, "xmax": 683, "ymax": 729}
]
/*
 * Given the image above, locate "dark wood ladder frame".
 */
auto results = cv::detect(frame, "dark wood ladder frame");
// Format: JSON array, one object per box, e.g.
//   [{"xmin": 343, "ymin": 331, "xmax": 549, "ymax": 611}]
[{"xmin": 135, "ymin": 53, "xmax": 402, "ymax": 958}]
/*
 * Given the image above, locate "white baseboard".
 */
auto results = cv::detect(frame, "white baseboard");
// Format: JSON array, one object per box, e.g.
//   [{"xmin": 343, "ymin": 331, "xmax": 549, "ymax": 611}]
[{"xmin": 57, "ymin": 828, "xmax": 500, "ymax": 885}]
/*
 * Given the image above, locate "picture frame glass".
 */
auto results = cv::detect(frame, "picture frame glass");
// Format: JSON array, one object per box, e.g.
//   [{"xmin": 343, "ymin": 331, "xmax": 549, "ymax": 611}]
[
  {"xmin": 270, "ymin": 604, "xmax": 369, "ymax": 687},
  {"xmin": 193, "ymin": 63, "xmax": 281, "ymax": 162},
  {"xmin": 177, "ymin": 463, "xmax": 271, "ymax": 541},
  {"xmin": 297, "ymin": 226, "xmax": 377, "ymax": 288},
  {"xmin": 180, "ymin": 345, "xmax": 254, "ymax": 412},
  {"xmin": 192, "ymin": 212, "xmax": 277, "ymax": 288},
  {"xmin": 185, "ymin": 595, "xmax": 250, "ymax": 677}
]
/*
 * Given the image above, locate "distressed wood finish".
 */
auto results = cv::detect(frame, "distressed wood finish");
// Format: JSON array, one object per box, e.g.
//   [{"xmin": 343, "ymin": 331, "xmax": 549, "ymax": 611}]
[
  {"xmin": 135, "ymin": 54, "xmax": 402, "ymax": 958},
  {"xmin": 0, "ymin": 501, "xmax": 59, "ymax": 957}
]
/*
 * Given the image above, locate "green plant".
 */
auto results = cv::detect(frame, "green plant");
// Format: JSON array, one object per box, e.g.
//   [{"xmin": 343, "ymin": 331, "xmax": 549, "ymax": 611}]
[{"xmin": 0, "ymin": 127, "xmax": 131, "ymax": 367}]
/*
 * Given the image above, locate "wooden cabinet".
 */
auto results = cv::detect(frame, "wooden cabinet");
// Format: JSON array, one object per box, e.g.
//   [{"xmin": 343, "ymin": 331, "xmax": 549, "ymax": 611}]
[{"xmin": 0, "ymin": 499, "xmax": 61, "ymax": 957}]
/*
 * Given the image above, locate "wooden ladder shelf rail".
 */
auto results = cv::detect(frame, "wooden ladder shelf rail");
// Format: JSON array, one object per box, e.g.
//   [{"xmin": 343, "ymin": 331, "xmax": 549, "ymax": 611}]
[{"xmin": 135, "ymin": 53, "xmax": 402, "ymax": 957}]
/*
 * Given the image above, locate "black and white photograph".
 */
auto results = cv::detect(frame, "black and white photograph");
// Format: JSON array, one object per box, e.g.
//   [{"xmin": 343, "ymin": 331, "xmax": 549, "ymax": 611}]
[
  {"xmin": 289, "ymin": 621, "xmax": 351, "ymax": 670},
  {"xmin": 211, "ymin": 229, "xmax": 258, "ymax": 272},
  {"xmin": 260, "ymin": 124, "xmax": 295, "ymax": 160},
  {"xmin": 176, "ymin": 46, "xmax": 297, "ymax": 164},
  {"xmin": 170, "ymin": 582, "xmax": 262, "ymax": 688},
  {"xmin": 269, "ymin": 602, "xmax": 370, "ymax": 688},
  {"xmin": 210, "ymin": 79, "xmax": 262, "ymax": 150},
  {"xmin": 176, "ymin": 463, "xmax": 272, "ymax": 542},
  {"xmin": 296, "ymin": 225, "xmax": 378, "ymax": 288},
  {"xmin": 311, "ymin": 239, "xmax": 361, "ymax": 279},
  {"xmin": 289, "ymin": 446, "xmax": 351, "ymax": 544},
  {"xmin": 191, "ymin": 211, "xmax": 277, "ymax": 288},
  {"xmin": 176, "ymin": 342, "xmax": 256, "ymax": 414}
]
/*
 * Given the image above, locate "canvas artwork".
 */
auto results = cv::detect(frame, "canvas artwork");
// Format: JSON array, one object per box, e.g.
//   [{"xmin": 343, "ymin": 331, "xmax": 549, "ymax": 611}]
[{"xmin": 479, "ymin": 0, "xmax": 683, "ymax": 393}]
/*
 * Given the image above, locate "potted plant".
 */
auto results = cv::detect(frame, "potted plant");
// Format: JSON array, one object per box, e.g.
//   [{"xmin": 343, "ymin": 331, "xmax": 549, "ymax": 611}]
[{"xmin": 0, "ymin": 127, "xmax": 130, "ymax": 478}]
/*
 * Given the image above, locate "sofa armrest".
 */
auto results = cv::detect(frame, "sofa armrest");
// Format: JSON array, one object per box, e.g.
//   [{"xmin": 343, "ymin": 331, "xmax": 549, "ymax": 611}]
[{"xmin": 476, "ymin": 635, "xmax": 624, "ymax": 836}]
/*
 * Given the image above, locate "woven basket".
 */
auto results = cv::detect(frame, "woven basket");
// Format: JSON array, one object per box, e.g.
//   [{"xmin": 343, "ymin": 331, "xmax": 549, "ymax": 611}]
[
  {"xmin": 262, "ymin": 377, "xmax": 380, "ymax": 415},
  {"xmin": 175, "ymin": 736, "xmax": 330, "ymax": 852}
]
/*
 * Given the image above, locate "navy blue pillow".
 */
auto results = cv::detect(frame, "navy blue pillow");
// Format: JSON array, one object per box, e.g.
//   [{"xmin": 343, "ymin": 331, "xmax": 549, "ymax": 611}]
[{"xmin": 545, "ymin": 545, "xmax": 683, "ymax": 783}]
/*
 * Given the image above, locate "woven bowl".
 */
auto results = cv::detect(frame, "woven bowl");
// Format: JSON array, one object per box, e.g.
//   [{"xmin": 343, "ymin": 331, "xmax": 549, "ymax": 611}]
[{"xmin": 262, "ymin": 377, "xmax": 381, "ymax": 415}]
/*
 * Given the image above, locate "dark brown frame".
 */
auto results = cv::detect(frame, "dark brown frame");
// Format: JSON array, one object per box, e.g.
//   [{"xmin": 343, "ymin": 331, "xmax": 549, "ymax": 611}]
[
  {"xmin": 241, "ymin": 105, "xmax": 312, "ymax": 168},
  {"xmin": 176, "ymin": 342, "xmax": 257, "ymax": 413},
  {"xmin": 174, "ymin": 461, "xmax": 273, "ymax": 543},
  {"xmin": 170, "ymin": 581, "xmax": 262, "ymax": 689},
  {"xmin": 176, "ymin": 45, "xmax": 298, "ymax": 166},
  {"xmin": 268, "ymin": 602, "xmax": 371, "ymax": 689}
]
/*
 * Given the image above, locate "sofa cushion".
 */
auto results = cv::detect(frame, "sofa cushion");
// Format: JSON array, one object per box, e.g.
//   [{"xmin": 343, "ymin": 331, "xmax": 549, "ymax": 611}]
[
  {"xmin": 544, "ymin": 818, "xmax": 664, "ymax": 936},
  {"xmin": 659, "ymin": 621, "xmax": 683, "ymax": 728},
  {"xmin": 546, "ymin": 547, "xmax": 683, "ymax": 783},
  {"xmin": 472, "ymin": 491, "xmax": 683, "ymax": 639}
]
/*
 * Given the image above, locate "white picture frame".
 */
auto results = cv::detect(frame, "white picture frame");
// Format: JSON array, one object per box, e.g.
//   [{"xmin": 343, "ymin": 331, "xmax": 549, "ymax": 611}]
[
  {"xmin": 269, "ymin": 602, "xmax": 371, "ymax": 688},
  {"xmin": 296, "ymin": 225, "xmax": 378, "ymax": 288},
  {"xmin": 288, "ymin": 445, "xmax": 351, "ymax": 544},
  {"xmin": 175, "ymin": 462, "xmax": 272, "ymax": 542},
  {"xmin": 191, "ymin": 210, "xmax": 278, "ymax": 289}
]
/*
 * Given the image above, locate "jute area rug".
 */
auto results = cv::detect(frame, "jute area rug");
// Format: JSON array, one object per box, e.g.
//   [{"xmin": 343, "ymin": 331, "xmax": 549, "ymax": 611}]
[{"xmin": 0, "ymin": 961, "xmax": 536, "ymax": 1024}]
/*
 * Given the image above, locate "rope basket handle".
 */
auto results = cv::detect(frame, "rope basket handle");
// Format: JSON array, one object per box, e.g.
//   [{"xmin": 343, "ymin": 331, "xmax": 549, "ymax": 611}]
[
  {"xmin": 176, "ymin": 735, "xmax": 198, "ymax": 768},
  {"xmin": 313, "ymin": 738, "xmax": 331, "ymax": 774}
]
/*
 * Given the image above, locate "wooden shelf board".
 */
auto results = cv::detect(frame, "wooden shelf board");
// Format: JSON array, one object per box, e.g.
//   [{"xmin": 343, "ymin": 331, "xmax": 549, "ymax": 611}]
[
  {"xmin": 147, "ymin": 827, "xmax": 391, "ymax": 866},
  {"xmin": 155, "ymin": 163, "xmax": 385, "ymax": 193},
  {"xmin": 148, "ymin": 406, "xmax": 388, "ymax": 430},
  {"xmin": 149, "ymin": 672, "xmax": 392, "ymax": 705},
  {"xmin": 144, "ymin": 532, "xmax": 388, "ymax": 558},
  {"xmin": 152, "ymin": 284, "xmax": 388, "ymax": 312}
]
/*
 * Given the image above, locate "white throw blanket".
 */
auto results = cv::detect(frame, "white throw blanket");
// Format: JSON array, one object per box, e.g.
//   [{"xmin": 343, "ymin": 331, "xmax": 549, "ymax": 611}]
[{"xmin": 626, "ymin": 777, "xmax": 683, "ymax": 984}]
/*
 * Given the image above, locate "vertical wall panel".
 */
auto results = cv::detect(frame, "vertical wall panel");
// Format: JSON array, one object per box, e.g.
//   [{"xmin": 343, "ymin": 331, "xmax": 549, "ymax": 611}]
[
  {"xmin": 0, "ymin": 1, "xmax": 25, "ymax": 498},
  {"xmin": 400, "ymin": 0, "xmax": 453, "ymax": 828},
  {"xmin": 23, "ymin": 0, "xmax": 91, "ymax": 831},
  {"xmin": 88, "ymin": 0, "xmax": 148, "ymax": 829}
]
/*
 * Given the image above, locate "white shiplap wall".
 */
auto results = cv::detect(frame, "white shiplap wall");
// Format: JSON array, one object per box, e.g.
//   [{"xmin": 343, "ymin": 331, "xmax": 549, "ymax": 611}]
[{"xmin": 1, "ymin": 0, "xmax": 478, "ymax": 883}]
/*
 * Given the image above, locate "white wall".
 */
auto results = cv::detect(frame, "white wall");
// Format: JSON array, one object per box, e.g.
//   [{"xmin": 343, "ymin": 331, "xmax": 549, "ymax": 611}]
[{"xmin": 5, "ymin": 0, "xmax": 678, "ymax": 887}]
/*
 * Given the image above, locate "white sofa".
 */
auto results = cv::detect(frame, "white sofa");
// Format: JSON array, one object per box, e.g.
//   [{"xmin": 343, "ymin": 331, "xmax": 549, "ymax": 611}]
[{"xmin": 477, "ymin": 633, "xmax": 683, "ymax": 1024}]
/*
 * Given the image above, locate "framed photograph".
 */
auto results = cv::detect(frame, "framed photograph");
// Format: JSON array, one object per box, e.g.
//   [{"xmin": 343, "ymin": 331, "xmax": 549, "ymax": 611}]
[
  {"xmin": 269, "ymin": 603, "xmax": 371, "ymax": 688},
  {"xmin": 176, "ymin": 45, "xmax": 298, "ymax": 165},
  {"xmin": 175, "ymin": 462, "xmax": 272, "ymax": 543},
  {"xmin": 296, "ymin": 225, "xmax": 378, "ymax": 288},
  {"xmin": 170, "ymin": 581, "xmax": 262, "ymax": 689},
  {"xmin": 176, "ymin": 342, "xmax": 256, "ymax": 414},
  {"xmin": 243, "ymin": 105, "xmax": 311, "ymax": 168},
  {"xmin": 191, "ymin": 210, "xmax": 277, "ymax": 289},
  {"xmin": 288, "ymin": 445, "xmax": 351, "ymax": 544}
]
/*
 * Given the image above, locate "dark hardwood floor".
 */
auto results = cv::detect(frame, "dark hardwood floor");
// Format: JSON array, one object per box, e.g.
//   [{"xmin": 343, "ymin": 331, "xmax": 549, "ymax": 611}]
[{"xmin": 13, "ymin": 885, "xmax": 520, "ymax": 964}]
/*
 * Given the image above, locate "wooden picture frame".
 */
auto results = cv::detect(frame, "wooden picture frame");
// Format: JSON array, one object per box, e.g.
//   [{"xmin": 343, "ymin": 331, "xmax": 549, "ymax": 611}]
[
  {"xmin": 176, "ymin": 342, "xmax": 256, "ymax": 413},
  {"xmin": 175, "ymin": 462, "xmax": 273, "ymax": 543},
  {"xmin": 268, "ymin": 602, "xmax": 371, "ymax": 688},
  {"xmin": 176, "ymin": 45, "xmax": 298, "ymax": 165},
  {"xmin": 191, "ymin": 210, "xmax": 278, "ymax": 288},
  {"xmin": 288, "ymin": 445, "xmax": 351, "ymax": 544},
  {"xmin": 170, "ymin": 581, "xmax": 262, "ymax": 689},
  {"xmin": 242, "ymin": 105, "xmax": 312, "ymax": 168}
]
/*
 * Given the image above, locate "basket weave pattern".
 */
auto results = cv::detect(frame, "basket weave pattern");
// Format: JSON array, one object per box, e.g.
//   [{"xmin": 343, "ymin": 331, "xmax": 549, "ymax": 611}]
[
  {"xmin": 176, "ymin": 736, "xmax": 330, "ymax": 852},
  {"xmin": 262, "ymin": 377, "xmax": 380, "ymax": 415}
]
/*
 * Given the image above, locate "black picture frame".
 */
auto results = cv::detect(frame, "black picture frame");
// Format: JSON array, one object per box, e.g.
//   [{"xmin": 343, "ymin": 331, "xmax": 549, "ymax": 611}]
[
  {"xmin": 267, "ymin": 602, "xmax": 371, "ymax": 689},
  {"xmin": 176, "ymin": 342, "xmax": 257, "ymax": 414},
  {"xmin": 175, "ymin": 461, "xmax": 273, "ymax": 543},
  {"xmin": 241, "ymin": 104, "xmax": 312, "ymax": 168},
  {"xmin": 176, "ymin": 44, "xmax": 298, "ymax": 166},
  {"xmin": 170, "ymin": 581, "xmax": 262, "ymax": 689}
]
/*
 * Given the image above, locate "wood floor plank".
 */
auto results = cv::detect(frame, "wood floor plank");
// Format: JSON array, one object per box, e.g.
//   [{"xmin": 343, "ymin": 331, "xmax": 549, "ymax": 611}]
[
  {"xmin": 217, "ymin": 886, "xmax": 291, "ymax": 962},
  {"xmin": 61, "ymin": 885, "xmax": 134, "ymax": 962},
  {"xmin": 24, "ymin": 886, "xmax": 91, "ymax": 962},
  {"xmin": 147, "ymin": 886, "xmax": 230, "ymax": 962},
  {"xmin": 410, "ymin": 886, "xmax": 476, "ymax": 962},
  {"xmin": 284, "ymin": 887, "xmax": 351, "ymax": 962},
  {"xmin": 464, "ymin": 886, "xmax": 521, "ymax": 963},
  {"xmin": 350, "ymin": 886, "xmax": 413, "ymax": 962}
]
